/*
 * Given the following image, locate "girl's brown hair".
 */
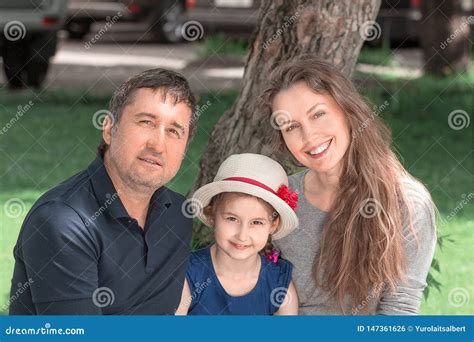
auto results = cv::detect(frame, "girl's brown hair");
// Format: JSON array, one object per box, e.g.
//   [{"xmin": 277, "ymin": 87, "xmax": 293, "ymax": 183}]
[{"xmin": 260, "ymin": 56, "xmax": 430, "ymax": 312}]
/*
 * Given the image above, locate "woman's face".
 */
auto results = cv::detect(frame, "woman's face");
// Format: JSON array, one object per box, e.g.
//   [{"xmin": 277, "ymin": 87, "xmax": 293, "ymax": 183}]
[{"xmin": 272, "ymin": 81, "xmax": 351, "ymax": 176}]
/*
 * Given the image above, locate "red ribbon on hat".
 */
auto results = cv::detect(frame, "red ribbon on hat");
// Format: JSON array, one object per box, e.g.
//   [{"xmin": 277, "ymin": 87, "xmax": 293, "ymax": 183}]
[{"xmin": 223, "ymin": 177, "xmax": 298, "ymax": 211}]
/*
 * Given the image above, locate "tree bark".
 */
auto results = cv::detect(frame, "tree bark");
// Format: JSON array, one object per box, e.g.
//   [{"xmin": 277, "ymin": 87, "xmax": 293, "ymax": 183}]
[
  {"xmin": 421, "ymin": 0, "xmax": 471, "ymax": 76},
  {"xmin": 190, "ymin": 0, "xmax": 381, "ymax": 240}
]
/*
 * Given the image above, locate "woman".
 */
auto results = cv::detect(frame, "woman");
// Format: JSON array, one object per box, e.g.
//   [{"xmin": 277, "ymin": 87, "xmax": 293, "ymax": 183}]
[{"xmin": 260, "ymin": 57, "xmax": 437, "ymax": 315}]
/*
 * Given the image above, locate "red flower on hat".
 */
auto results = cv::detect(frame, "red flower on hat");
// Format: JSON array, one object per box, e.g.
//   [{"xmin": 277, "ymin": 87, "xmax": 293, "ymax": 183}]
[{"xmin": 276, "ymin": 185, "xmax": 298, "ymax": 211}]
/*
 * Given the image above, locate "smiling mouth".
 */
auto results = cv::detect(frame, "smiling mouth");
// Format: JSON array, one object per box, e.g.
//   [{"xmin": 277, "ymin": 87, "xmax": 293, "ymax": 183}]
[
  {"xmin": 230, "ymin": 242, "xmax": 250, "ymax": 250},
  {"xmin": 138, "ymin": 157, "xmax": 162, "ymax": 167},
  {"xmin": 306, "ymin": 139, "xmax": 332, "ymax": 157}
]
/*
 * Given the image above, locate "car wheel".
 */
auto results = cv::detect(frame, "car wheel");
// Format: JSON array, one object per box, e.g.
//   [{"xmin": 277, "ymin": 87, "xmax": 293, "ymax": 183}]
[
  {"xmin": 2, "ymin": 40, "xmax": 28, "ymax": 90},
  {"xmin": 26, "ymin": 32, "xmax": 57, "ymax": 88},
  {"xmin": 26, "ymin": 59, "xmax": 50, "ymax": 89},
  {"xmin": 66, "ymin": 19, "xmax": 92, "ymax": 40},
  {"xmin": 2, "ymin": 31, "xmax": 56, "ymax": 90}
]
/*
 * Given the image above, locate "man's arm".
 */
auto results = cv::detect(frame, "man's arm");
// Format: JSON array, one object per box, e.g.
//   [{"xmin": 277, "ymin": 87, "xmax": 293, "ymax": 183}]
[
  {"xmin": 35, "ymin": 299, "xmax": 101, "ymax": 315},
  {"xmin": 12, "ymin": 201, "xmax": 102, "ymax": 315}
]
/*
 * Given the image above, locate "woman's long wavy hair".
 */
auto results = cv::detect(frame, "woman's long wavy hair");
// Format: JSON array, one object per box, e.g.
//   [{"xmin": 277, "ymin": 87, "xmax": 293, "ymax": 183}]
[{"xmin": 260, "ymin": 56, "xmax": 424, "ymax": 312}]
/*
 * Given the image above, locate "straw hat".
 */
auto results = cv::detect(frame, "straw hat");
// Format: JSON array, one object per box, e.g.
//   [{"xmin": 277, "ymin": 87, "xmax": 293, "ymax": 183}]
[{"xmin": 191, "ymin": 153, "xmax": 298, "ymax": 240}]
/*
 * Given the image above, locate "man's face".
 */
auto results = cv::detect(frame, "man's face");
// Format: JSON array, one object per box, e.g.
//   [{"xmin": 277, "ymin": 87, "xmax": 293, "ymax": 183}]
[{"xmin": 103, "ymin": 88, "xmax": 192, "ymax": 191}]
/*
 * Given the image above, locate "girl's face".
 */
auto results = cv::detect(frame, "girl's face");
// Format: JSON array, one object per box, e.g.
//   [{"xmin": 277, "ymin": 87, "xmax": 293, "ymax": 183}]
[
  {"xmin": 272, "ymin": 81, "xmax": 351, "ymax": 176},
  {"xmin": 212, "ymin": 193, "xmax": 279, "ymax": 261}
]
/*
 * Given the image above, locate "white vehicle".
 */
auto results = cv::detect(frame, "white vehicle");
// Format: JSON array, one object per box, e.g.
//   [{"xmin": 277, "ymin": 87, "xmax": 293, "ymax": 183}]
[{"xmin": 0, "ymin": 0, "xmax": 68, "ymax": 89}]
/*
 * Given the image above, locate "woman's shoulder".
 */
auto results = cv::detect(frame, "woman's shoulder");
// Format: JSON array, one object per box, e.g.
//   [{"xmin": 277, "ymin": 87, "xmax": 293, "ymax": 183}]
[
  {"xmin": 288, "ymin": 168, "xmax": 309, "ymax": 191},
  {"xmin": 399, "ymin": 174, "xmax": 435, "ymax": 213},
  {"xmin": 398, "ymin": 174, "xmax": 437, "ymax": 239}
]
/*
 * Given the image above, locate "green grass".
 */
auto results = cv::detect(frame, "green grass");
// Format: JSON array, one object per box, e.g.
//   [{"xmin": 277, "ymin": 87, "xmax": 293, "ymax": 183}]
[
  {"xmin": 196, "ymin": 38, "xmax": 396, "ymax": 67},
  {"xmin": 358, "ymin": 68, "xmax": 473, "ymax": 314},
  {"xmin": 0, "ymin": 66, "xmax": 472, "ymax": 315},
  {"xmin": 357, "ymin": 46, "xmax": 397, "ymax": 67},
  {"xmin": 420, "ymin": 217, "xmax": 473, "ymax": 314},
  {"xmin": 196, "ymin": 33, "xmax": 249, "ymax": 60}
]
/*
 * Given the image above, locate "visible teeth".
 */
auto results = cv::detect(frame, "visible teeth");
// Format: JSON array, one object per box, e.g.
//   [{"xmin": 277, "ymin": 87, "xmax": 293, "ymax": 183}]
[
  {"xmin": 144, "ymin": 159, "xmax": 157, "ymax": 165},
  {"xmin": 310, "ymin": 140, "xmax": 331, "ymax": 155}
]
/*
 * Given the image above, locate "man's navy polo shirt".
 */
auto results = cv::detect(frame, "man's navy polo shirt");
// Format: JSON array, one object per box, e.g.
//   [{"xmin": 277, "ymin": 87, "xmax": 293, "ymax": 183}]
[{"xmin": 9, "ymin": 156, "xmax": 192, "ymax": 315}]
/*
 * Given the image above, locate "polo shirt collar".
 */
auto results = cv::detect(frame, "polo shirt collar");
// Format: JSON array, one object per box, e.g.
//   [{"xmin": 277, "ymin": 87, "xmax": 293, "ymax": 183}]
[
  {"xmin": 88, "ymin": 156, "xmax": 129, "ymax": 219},
  {"xmin": 87, "ymin": 156, "xmax": 173, "ymax": 220},
  {"xmin": 150, "ymin": 185, "xmax": 173, "ymax": 209}
]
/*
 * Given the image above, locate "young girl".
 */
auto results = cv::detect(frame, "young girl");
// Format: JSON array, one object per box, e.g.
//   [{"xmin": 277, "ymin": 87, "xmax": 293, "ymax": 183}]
[{"xmin": 175, "ymin": 153, "xmax": 299, "ymax": 315}]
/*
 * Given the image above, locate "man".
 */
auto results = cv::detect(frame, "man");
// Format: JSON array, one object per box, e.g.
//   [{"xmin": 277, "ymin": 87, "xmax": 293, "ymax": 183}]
[{"xmin": 9, "ymin": 69, "xmax": 197, "ymax": 314}]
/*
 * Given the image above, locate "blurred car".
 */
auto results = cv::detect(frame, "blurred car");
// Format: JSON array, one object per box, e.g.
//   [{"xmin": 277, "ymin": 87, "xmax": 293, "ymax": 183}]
[
  {"xmin": 185, "ymin": 0, "xmax": 473, "ymax": 44},
  {"xmin": 377, "ymin": 0, "xmax": 423, "ymax": 44},
  {"xmin": 378, "ymin": 0, "xmax": 473, "ymax": 44},
  {"xmin": 65, "ymin": 0, "xmax": 186, "ymax": 43},
  {"xmin": 184, "ymin": 0, "xmax": 259, "ymax": 36},
  {"xmin": 0, "ymin": 0, "xmax": 68, "ymax": 89}
]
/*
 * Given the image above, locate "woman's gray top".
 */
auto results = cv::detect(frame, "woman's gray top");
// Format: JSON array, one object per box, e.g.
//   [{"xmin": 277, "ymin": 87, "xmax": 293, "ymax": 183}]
[{"xmin": 275, "ymin": 169, "xmax": 437, "ymax": 315}]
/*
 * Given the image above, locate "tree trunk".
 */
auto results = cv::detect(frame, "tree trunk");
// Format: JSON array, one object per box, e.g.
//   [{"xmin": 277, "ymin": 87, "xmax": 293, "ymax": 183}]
[
  {"xmin": 421, "ymin": 0, "xmax": 471, "ymax": 76},
  {"xmin": 190, "ymin": 0, "xmax": 381, "ymax": 241}
]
